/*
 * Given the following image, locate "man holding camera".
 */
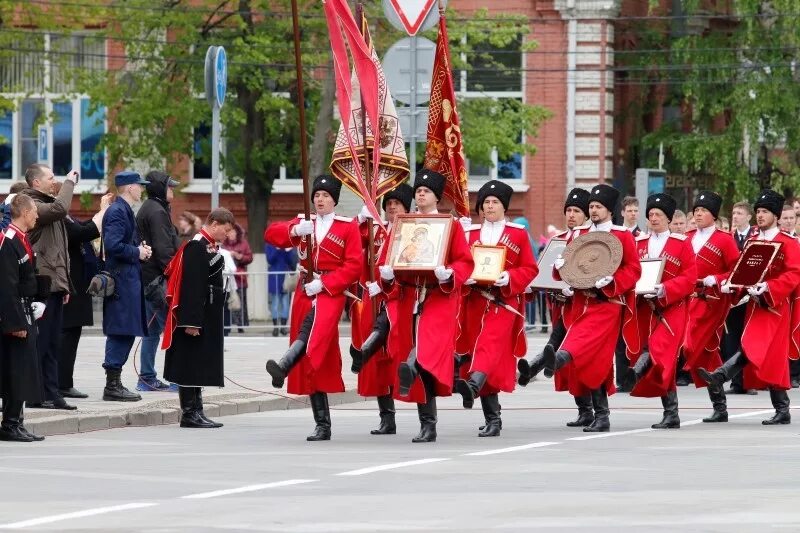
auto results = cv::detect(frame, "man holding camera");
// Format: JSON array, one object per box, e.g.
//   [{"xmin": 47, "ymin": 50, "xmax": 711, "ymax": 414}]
[{"xmin": 22, "ymin": 164, "xmax": 77, "ymax": 411}]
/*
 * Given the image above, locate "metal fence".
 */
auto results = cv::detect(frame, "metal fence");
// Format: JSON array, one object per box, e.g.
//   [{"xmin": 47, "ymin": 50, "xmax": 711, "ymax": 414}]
[{"xmin": 88, "ymin": 268, "xmax": 553, "ymax": 335}]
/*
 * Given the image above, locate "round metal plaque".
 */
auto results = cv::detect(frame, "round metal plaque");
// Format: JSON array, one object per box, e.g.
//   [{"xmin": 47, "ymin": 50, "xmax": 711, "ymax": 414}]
[{"xmin": 560, "ymin": 232, "xmax": 623, "ymax": 289}]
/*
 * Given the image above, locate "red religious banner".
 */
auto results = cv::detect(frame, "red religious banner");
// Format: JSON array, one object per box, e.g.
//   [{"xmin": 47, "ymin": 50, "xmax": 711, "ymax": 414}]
[{"xmin": 422, "ymin": 14, "xmax": 469, "ymax": 218}]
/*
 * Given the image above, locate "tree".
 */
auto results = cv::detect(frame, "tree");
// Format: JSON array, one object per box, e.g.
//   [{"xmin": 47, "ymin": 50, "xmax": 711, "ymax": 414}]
[
  {"xmin": 1, "ymin": 1, "xmax": 551, "ymax": 247},
  {"xmin": 618, "ymin": 0, "xmax": 800, "ymax": 202}
]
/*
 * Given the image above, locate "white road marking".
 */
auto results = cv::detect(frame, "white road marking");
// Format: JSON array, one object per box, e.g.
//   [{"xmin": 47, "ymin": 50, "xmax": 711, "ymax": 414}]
[
  {"xmin": 181, "ymin": 478, "xmax": 317, "ymax": 499},
  {"xmin": 464, "ymin": 442, "xmax": 558, "ymax": 456},
  {"xmin": 0, "ymin": 503, "xmax": 158, "ymax": 529},
  {"xmin": 336, "ymin": 458, "xmax": 449, "ymax": 476}
]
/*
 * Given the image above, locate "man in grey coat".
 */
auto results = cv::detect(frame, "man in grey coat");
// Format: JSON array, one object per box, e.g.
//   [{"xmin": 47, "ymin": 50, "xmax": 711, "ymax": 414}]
[{"xmin": 23, "ymin": 164, "xmax": 77, "ymax": 410}]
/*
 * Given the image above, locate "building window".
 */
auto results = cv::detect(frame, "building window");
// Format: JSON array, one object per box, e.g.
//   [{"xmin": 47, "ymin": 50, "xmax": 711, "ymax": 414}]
[
  {"xmin": 19, "ymin": 99, "xmax": 44, "ymax": 175},
  {"xmin": 80, "ymin": 98, "xmax": 105, "ymax": 179},
  {"xmin": 193, "ymin": 121, "xmax": 211, "ymax": 179},
  {"xmin": 53, "ymin": 101, "xmax": 72, "ymax": 176},
  {"xmin": 0, "ymin": 111, "xmax": 11, "ymax": 179}
]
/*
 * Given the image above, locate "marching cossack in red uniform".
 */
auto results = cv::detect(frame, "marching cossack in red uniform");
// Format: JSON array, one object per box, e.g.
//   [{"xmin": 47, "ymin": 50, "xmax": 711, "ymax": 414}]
[
  {"xmin": 623, "ymin": 193, "xmax": 696, "ymax": 429},
  {"xmin": 699, "ymin": 189, "xmax": 800, "ymax": 425},
  {"xmin": 454, "ymin": 180, "xmax": 537, "ymax": 437},
  {"xmin": 264, "ymin": 175, "xmax": 362, "ymax": 441}
]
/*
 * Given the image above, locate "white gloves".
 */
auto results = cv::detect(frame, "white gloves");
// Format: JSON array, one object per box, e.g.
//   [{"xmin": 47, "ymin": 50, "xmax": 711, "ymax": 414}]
[
  {"xmin": 703, "ymin": 275, "xmax": 717, "ymax": 287},
  {"xmin": 459, "ymin": 216, "xmax": 472, "ymax": 232},
  {"xmin": 720, "ymin": 280, "xmax": 733, "ymax": 294},
  {"xmin": 747, "ymin": 282, "xmax": 768, "ymax": 296},
  {"xmin": 293, "ymin": 220, "xmax": 314, "ymax": 237},
  {"xmin": 554, "ymin": 255, "xmax": 565, "ymax": 270},
  {"xmin": 561, "ymin": 287, "xmax": 574, "ymax": 297},
  {"xmin": 304, "ymin": 279, "xmax": 323, "ymax": 297},
  {"xmin": 357, "ymin": 205, "xmax": 373, "ymax": 224},
  {"xmin": 434, "ymin": 265, "xmax": 453, "ymax": 282},
  {"xmin": 31, "ymin": 302, "xmax": 46, "ymax": 320},
  {"xmin": 379, "ymin": 265, "xmax": 395, "ymax": 281},
  {"xmin": 595, "ymin": 276, "xmax": 613, "ymax": 289},
  {"xmin": 494, "ymin": 271, "xmax": 510, "ymax": 287},
  {"xmin": 465, "ymin": 278, "xmax": 477, "ymax": 286},
  {"xmin": 366, "ymin": 281, "xmax": 381, "ymax": 297},
  {"xmin": 644, "ymin": 283, "xmax": 665, "ymax": 299}
]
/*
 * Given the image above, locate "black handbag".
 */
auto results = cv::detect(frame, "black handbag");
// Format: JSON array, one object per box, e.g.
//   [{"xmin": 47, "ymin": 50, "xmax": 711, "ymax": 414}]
[
  {"xmin": 87, "ymin": 237, "xmax": 116, "ymax": 298},
  {"xmin": 144, "ymin": 274, "xmax": 167, "ymax": 308}
]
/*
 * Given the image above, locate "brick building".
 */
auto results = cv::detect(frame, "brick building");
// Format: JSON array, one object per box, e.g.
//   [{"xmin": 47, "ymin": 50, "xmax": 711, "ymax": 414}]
[{"xmin": 1, "ymin": 0, "xmax": 647, "ymax": 239}]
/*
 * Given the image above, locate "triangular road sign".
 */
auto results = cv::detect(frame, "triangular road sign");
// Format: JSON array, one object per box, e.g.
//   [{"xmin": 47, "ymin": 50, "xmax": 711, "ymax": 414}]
[{"xmin": 388, "ymin": 0, "xmax": 437, "ymax": 36}]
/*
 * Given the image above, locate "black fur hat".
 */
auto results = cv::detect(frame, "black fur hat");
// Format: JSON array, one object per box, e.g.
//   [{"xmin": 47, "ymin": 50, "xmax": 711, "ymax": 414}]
[
  {"xmin": 564, "ymin": 187, "xmax": 590, "ymax": 218},
  {"xmin": 476, "ymin": 180, "xmax": 514, "ymax": 213},
  {"xmin": 311, "ymin": 175, "xmax": 342, "ymax": 205},
  {"xmin": 382, "ymin": 183, "xmax": 413, "ymax": 212},
  {"xmin": 692, "ymin": 191, "xmax": 723, "ymax": 219},
  {"xmin": 588, "ymin": 184, "xmax": 620, "ymax": 213},
  {"xmin": 647, "ymin": 193, "xmax": 677, "ymax": 222},
  {"xmin": 413, "ymin": 169, "xmax": 446, "ymax": 201},
  {"xmin": 754, "ymin": 189, "xmax": 785, "ymax": 218}
]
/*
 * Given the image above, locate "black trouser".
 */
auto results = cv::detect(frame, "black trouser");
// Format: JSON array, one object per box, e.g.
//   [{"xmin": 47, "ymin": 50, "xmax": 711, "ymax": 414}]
[
  {"xmin": 58, "ymin": 326, "xmax": 82, "ymax": 390},
  {"xmin": 791, "ymin": 359, "xmax": 800, "ymax": 383},
  {"xmin": 37, "ymin": 292, "xmax": 65, "ymax": 402},
  {"xmin": 614, "ymin": 330, "xmax": 629, "ymax": 387},
  {"xmin": 722, "ymin": 304, "xmax": 746, "ymax": 390}
]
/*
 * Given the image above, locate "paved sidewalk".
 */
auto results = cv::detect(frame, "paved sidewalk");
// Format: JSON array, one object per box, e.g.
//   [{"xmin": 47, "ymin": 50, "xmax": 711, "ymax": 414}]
[{"xmin": 24, "ymin": 333, "xmax": 373, "ymax": 436}]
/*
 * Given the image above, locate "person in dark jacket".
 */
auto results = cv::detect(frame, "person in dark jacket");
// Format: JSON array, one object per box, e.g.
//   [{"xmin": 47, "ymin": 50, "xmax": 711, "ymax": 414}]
[
  {"xmin": 0, "ymin": 194, "xmax": 48, "ymax": 441},
  {"xmin": 58, "ymin": 193, "xmax": 112, "ymax": 399},
  {"xmin": 222, "ymin": 223, "xmax": 253, "ymax": 333},
  {"xmin": 265, "ymin": 244, "xmax": 297, "ymax": 336},
  {"xmin": 136, "ymin": 170, "xmax": 180, "ymax": 392},
  {"xmin": 101, "ymin": 171, "xmax": 151, "ymax": 402}
]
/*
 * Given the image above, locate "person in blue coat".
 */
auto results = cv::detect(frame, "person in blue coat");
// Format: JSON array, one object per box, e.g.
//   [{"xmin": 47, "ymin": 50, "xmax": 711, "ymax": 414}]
[
  {"xmin": 264, "ymin": 243, "xmax": 297, "ymax": 336},
  {"xmin": 101, "ymin": 171, "xmax": 152, "ymax": 402}
]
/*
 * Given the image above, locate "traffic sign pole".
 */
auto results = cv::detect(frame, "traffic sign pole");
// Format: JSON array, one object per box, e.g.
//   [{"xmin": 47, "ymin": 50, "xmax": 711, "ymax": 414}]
[
  {"xmin": 211, "ymin": 105, "xmax": 220, "ymax": 209},
  {"xmin": 205, "ymin": 45, "xmax": 227, "ymax": 210},
  {"xmin": 409, "ymin": 35, "xmax": 417, "ymax": 182}
]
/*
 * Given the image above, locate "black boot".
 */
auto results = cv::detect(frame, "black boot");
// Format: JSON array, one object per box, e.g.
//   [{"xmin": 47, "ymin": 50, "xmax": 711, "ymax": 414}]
[
  {"xmin": 478, "ymin": 394, "xmax": 502, "ymax": 437},
  {"xmin": 455, "ymin": 371, "xmax": 487, "ymax": 409},
  {"xmin": 453, "ymin": 354, "xmax": 465, "ymax": 390},
  {"xmin": 412, "ymin": 373, "xmax": 437, "ymax": 443},
  {"xmin": 0, "ymin": 400, "xmax": 34, "ymax": 442},
  {"xmin": 179, "ymin": 387, "xmax": 215, "ymax": 428},
  {"xmin": 102, "ymin": 368, "xmax": 142, "ymax": 402},
  {"xmin": 703, "ymin": 383, "xmax": 728, "ymax": 423},
  {"xmin": 698, "ymin": 351, "xmax": 747, "ymax": 389},
  {"xmin": 763, "ymin": 388, "xmax": 791, "ymax": 425},
  {"xmin": 307, "ymin": 392, "xmax": 332, "ymax": 441},
  {"xmin": 272, "ymin": 319, "xmax": 279, "ymax": 337},
  {"xmin": 652, "ymin": 390, "xmax": 680, "ymax": 429},
  {"xmin": 518, "ymin": 344, "xmax": 557, "ymax": 383},
  {"xmin": 624, "ymin": 351, "xmax": 652, "ymax": 390},
  {"xmin": 543, "ymin": 349, "xmax": 572, "ymax": 379},
  {"xmin": 584, "ymin": 387, "xmax": 610, "ymax": 432},
  {"xmin": 398, "ymin": 350, "xmax": 419, "ymax": 397},
  {"xmin": 352, "ymin": 311, "xmax": 390, "ymax": 374},
  {"xmin": 566, "ymin": 394, "xmax": 595, "ymax": 427},
  {"xmin": 280, "ymin": 318, "xmax": 288, "ymax": 336},
  {"xmin": 370, "ymin": 394, "xmax": 396, "ymax": 435},
  {"xmin": 266, "ymin": 340, "xmax": 307, "ymax": 389},
  {"xmin": 194, "ymin": 388, "xmax": 223, "ymax": 428},
  {"xmin": 17, "ymin": 406, "xmax": 44, "ymax": 441}
]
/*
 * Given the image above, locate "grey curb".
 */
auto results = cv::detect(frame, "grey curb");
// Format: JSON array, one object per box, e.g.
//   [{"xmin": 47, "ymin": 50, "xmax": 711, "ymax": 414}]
[{"xmin": 25, "ymin": 390, "xmax": 368, "ymax": 437}]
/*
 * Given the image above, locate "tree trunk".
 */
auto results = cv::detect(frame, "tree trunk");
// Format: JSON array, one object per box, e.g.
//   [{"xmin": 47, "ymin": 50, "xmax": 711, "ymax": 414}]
[{"xmin": 309, "ymin": 58, "xmax": 335, "ymax": 178}]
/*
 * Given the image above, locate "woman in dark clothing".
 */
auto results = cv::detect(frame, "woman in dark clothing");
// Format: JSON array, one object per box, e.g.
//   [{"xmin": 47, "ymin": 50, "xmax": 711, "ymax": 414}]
[
  {"xmin": 58, "ymin": 193, "xmax": 112, "ymax": 398},
  {"xmin": 222, "ymin": 223, "xmax": 253, "ymax": 332}
]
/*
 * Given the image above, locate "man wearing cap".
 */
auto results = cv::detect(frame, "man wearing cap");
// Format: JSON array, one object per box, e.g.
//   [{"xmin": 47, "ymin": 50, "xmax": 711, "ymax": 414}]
[
  {"xmin": 454, "ymin": 180, "xmax": 536, "ymax": 437},
  {"xmin": 101, "ymin": 171, "xmax": 152, "ymax": 402},
  {"xmin": 519, "ymin": 187, "xmax": 597, "ymax": 429},
  {"xmin": 136, "ymin": 170, "xmax": 181, "ymax": 392},
  {"xmin": 350, "ymin": 183, "xmax": 413, "ymax": 436},
  {"xmin": 699, "ymin": 189, "xmax": 800, "ymax": 425},
  {"xmin": 623, "ymin": 193, "xmax": 696, "ymax": 429},
  {"xmin": 521, "ymin": 184, "xmax": 641, "ymax": 432},
  {"xmin": 682, "ymin": 191, "xmax": 741, "ymax": 423},
  {"xmin": 22, "ymin": 164, "xmax": 77, "ymax": 410},
  {"xmin": 379, "ymin": 169, "xmax": 474, "ymax": 443},
  {"xmin": 264, "ymin": 175, "xmax": 362, "ymax": 441}
]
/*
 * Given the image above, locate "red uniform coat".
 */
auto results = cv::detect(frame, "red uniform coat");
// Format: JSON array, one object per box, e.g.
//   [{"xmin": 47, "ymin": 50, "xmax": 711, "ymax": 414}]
[
  {"xmin": 352, "ymin": 220, "xmax": 393, "ymax": 397},
  {"xmin": 264, "ymin": 214, "xmax": 362, "ymax": 395},
  {"xmin": 457, "ymin": 222, "xmax": 538, "ymax": 395},
  {"xmin": 555, "ymin": 224, "xmax": 641, "ymax": 392},
  {"xmin": 682, "ymin": 228, "xmax": 740, "ymax": 386},
  {"xmin": 623, "ymin": 233, "xmax": 697, "ymax": 397},
  {"xmin": 739, "ymin": 231, "xmax": 800, "ymax": 390},
  {"xmin": 380, "ymin": 216, "xmax": 474, "ymax": 403}
]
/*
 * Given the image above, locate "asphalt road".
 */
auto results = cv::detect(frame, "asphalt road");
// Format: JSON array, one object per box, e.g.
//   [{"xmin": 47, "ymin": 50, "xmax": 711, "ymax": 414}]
[{"xmin": 1, "ymin": 380, "xmax": 798, "ymax": 532}]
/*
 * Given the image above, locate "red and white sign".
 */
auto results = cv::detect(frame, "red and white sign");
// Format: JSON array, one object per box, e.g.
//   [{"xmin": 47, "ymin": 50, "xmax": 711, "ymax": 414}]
[{"xmin": 389, "ymin": 0, "xmax": 437, "ymax": 36}]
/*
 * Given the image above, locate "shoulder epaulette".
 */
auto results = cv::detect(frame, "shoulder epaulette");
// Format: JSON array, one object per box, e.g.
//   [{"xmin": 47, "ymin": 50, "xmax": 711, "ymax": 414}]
[
  {"xmin": 554, "ymin": 230, "xmax": 569, "ymax": 239},
  {"xmin": 334, "ymin": 215, "xmax": 352, "ymax": 222},
  {"xmin": 468, "ymin": 224, "xmax": 481, "ymax": 231},
  {"xmin": 4, "ymin": 228, "xmax": 16, "ymax": 240},
  {"xmin": 296, "ymin": 213, "xmax": 318, "ymax": 220},
  {"xmin": 670, "ymin": 233, "xmax": 688, "ymax": 241},
  {"xmin": 505, "ymin": 222, "xmax": 524, "ymax": 230},
  {"xmin": 573, "ymin": 223, "xmax": 591, "ymax": 230},
  {"xmin": 635, "ymin": 233, "xmax": 649, "ymax": 241},
  {"xmin": 611, "ymin": 225, "xmax": 627, "ymax": 231},
  {"xmin": 781, "ymin": 230, "xmax": 795, "ymax": 238}
]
